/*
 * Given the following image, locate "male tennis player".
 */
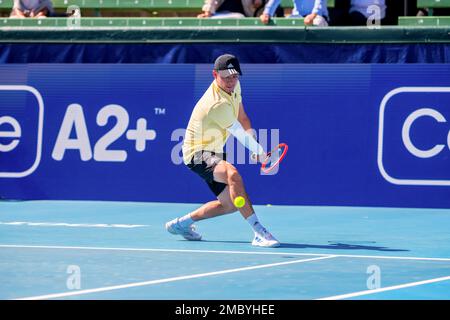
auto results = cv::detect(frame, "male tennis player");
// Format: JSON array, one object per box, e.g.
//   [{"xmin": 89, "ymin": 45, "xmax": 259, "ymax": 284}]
[{"xmin": 165, "ymin": 54, "xmax": 280, "ymax": 247}]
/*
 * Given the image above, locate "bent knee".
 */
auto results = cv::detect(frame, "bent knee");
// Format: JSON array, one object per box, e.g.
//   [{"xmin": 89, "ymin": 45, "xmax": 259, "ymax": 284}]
[
  {"xmin": 218, "ymin": 200, "xmax": 238, "ymax": 214},
  {"xmin": 226, "ymin": 206, "xmax": 239, "ymax": 214},
  {"xmin": 226, "ymin": 166, "xmax": 242, "ymax": 184},
  {"xmin": 223, "ymin": 202, "xmax": 238, "ymax": 214}
]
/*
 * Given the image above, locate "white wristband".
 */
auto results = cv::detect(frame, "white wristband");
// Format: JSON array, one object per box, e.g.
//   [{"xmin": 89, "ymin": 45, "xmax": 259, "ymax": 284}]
[{"xmin": 227, "ymin": 121, "xmax": 264, "ymax": 155}]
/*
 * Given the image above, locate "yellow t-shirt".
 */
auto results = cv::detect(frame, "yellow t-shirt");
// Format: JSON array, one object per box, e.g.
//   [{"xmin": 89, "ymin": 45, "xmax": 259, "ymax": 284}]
[{"xmin": 182, "ymin": 80, "xmax": 242, "ymax": 164}]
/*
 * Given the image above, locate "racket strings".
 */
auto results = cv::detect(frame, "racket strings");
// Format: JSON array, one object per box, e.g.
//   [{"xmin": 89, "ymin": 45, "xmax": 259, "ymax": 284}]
[
  {"xmin": 266, "ymin": 147, "xmax": 283, "ymax": 166},
  {"xmin": 261, "ymin": 143, "xmax": 288, "ymax": 174}
]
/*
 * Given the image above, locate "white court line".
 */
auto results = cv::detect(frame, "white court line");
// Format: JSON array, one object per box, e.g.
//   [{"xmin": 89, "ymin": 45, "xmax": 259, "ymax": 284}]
[
  {"xmin": 0, "ymin": 221, "xmax": 148, "ymax": 228},
  {"xmin": 1, "ymin": 244, "xmax": 450, "ymax": 262},
  {"xmin": 318, "ymin": 275, "xmax": 450, "ymax": 300},
  {"xmin": 15, "ymin": 255, "xmax": 337, "ymax": 300}
]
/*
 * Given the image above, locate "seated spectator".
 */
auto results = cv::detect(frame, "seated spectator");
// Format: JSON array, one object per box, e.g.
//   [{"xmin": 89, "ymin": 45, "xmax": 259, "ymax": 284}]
[
  {"xmin": 417, "ymin": 7, "xmax": 450, "ymax": 16},
  {"xmin": 260, "ymin": 0, "xmax": 329, "ymax": 26},
  {"xmin": 10, "ymin": 0, "xmax": 54, "ymax": 18},
  {"xmin": 349, "ymin": 0, "xmax": 386, "ymax": 25},
  {"xmin": 198, "ymin": 0, "xmax": 283, "ymax": 19}
]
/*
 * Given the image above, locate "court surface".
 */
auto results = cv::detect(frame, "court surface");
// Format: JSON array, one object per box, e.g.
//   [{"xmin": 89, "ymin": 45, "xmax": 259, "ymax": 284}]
[{"xmin": 1, "ymin": 200, "xmax": 450, "ymax": 300}]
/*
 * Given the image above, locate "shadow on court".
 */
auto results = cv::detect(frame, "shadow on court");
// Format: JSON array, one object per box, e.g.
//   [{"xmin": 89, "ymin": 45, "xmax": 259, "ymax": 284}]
[{"xmin": 199, "ymin": 240, "xmax": 409, "ymax": 252}]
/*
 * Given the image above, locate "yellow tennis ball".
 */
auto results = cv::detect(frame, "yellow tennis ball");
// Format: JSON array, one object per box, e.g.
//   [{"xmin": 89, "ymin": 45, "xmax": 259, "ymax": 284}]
[{"xmin": 234, "ymin": 196, "xmax": 246, "ymax": 208}]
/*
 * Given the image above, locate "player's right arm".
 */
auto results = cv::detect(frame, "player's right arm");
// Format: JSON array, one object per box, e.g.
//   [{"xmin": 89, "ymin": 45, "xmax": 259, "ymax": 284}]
[
  {"xmin": 208, "ymin": 102, "xmax": 266, "ymax": 162},
  {"xmin": 227, "ymin": 121, "xmax": 267, "ymax": 163}
]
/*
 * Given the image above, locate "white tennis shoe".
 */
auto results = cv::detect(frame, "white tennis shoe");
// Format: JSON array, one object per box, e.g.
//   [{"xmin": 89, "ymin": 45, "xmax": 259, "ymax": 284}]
[
  {"xmin": 165, "ymin": 218, "xmax": 202, "ymax": 241},
  {"xmin": 252, "ymin": 229, "xmax": 280, "ymax": 248}
]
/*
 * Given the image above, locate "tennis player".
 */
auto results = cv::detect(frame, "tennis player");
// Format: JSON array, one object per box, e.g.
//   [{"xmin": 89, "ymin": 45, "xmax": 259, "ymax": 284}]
[{"xmin": 165, "ymin": 54, "xmax": 280, "ymax": 247}]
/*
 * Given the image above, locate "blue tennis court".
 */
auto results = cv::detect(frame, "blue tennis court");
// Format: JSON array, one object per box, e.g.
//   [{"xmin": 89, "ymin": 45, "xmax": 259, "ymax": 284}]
[{"xmin": 1, "ymin": 200, "xmax": 449, "ymax": 300}]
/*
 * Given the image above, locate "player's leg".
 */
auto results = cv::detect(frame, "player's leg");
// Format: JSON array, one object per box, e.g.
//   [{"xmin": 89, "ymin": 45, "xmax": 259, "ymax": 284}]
[
  {"xmin": 165, "ymin": 152, "xmax": 234, "ymax": 240},
  {"xmin": 213, "ymin": 160, "xmax": 280, "ymax": 247},
  {"xmin": 212, "ymin": 160, "xmax": 254, "ymax": 219},
  {"xmin": 166, "ymin": 153, "xmax": 279, "ymax": 246},
  {"xmin": 190, "ymin": 193, "xmax": 237, "ymax": 221},
  {"xmin": 166, "ymin": 186, "xmax": 237, "ymax": 240}
]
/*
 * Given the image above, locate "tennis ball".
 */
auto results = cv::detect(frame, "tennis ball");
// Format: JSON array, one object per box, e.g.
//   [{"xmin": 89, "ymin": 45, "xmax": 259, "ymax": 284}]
[{"xmin": 234, "ymin": 196, "xmax": 246, "ymax": 208}]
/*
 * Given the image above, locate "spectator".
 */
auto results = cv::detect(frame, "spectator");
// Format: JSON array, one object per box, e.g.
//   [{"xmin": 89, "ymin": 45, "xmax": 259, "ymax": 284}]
[
  {"xmin": 349, "ymin": 0, "xmax": 386, "ymax": 25},
  {"xmin": 198, "ymin": 0, "xmax": 283, "ymax": 19},
  {"xmin": 417, "ymin": 7, "xmax": 450, "ymax": 17},
  {"xmin": 10, "ymin": 0, "xmax": 54, "ymax": 18},
  {"xmin": 261, "ymin": 0, "xmax": 329, "ymax": 26}
]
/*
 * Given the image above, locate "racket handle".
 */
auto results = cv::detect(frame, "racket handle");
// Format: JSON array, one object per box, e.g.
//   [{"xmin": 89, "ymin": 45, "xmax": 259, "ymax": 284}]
[{"xmin": 251, "ymin": 152, "xmax": 268, "ymax": 163}]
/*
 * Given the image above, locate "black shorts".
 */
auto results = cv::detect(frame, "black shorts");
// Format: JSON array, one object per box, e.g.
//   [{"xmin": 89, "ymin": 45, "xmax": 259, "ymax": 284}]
[{"xmin": 186, "ymin": 151, "xmax": 227, "ymax": 197}]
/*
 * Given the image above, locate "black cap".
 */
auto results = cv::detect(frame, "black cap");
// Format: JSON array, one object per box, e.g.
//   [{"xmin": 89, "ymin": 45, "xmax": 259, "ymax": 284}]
[{"xmin": 213, "ymin": 54, "xmax": 242, "ymax": 77}]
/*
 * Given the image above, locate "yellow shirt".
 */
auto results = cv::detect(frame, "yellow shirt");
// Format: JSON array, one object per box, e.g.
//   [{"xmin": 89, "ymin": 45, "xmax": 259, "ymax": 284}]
[{"xmin": 182, "ymin": 80, "xmax": 242, "ymax": 164}]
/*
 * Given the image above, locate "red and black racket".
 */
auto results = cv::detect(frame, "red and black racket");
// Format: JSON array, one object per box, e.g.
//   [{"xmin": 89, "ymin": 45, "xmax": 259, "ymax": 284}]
[{"xmin": 261, "ymin": 143, "xmax": 288, "ymax": 174}]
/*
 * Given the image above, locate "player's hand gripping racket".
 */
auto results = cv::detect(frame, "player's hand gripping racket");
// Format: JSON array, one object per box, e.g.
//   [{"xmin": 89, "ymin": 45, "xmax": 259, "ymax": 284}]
[{"xmin": 260, "ymin": 143, "xmax": 288, "ymax": 174}]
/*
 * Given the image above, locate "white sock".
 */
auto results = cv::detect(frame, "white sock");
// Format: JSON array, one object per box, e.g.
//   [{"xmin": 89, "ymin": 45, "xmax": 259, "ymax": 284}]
[
  {"xmin": 178, "ymin": 213, "xmax": 194, "ymax": 228},
  {"xmin": 246, "ymin": 213, "xmax": 265, "ymax": 234}
]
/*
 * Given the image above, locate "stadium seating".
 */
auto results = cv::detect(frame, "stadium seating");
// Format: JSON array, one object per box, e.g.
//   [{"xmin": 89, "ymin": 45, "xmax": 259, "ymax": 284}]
[
  {"xmin": 417, "ymin": 0, "xmax": 450, "ymax": 16},
  {"xmin": 0, "ymin": 0, "xmax": 337, "ymax": 19},
  {"xmin": 3, "ymin": 1, "xmax": 450, "ymax": 25},
  {"xmin": 0, "ymin": 16, "xmax": 305, "ymax": 27},
  {"xmin": 0, "ymin": 0, "xmax": 338, "ymax": 19},
  {"xmin": 417, "ymin": 0, "xmax": 450, "ymax": 8},
  {"xmin": 398, "ymin": 16, "xmax": 450, "ymax": 25},
  {"xmin": 0, "ymin": 0, "xmax": 335, "ymax": 10}
]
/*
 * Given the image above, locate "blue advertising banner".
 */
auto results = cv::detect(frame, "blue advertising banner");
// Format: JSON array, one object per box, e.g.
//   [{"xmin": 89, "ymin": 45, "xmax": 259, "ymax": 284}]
[
  {"xmin": 1, "ymin": 43, "xmax": 450, "ymax": 64},
  {"xmin": 0, "ymin": 64, "xmax": 449, "ymax": 208}
]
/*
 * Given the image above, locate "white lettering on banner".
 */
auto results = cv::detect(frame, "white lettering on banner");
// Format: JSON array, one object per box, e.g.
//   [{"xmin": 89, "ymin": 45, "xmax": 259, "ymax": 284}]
[
  {"xmin": 170, "ymin": 128, "xmax": 185, "ymax": 165},
  {"xmin": 126, "ymin": 118, "xmax": 156, "ymax": 152},
  {"xmin": 0, "ymin": 85, "xmax": 44, "ymax": 178},
  {"xmin": 378, "ymin": 87, "xmax": 450, "ymax": 186},
  {"xmin": 0, "ymin": 116, "xmax": 21, "ymax": 152},
  {"xmin": 52, "ymin": 104, "xmax": 156, "ymax": 162},
  {"xmin": 402, "ymin": 108, "xmax": 448, "ymax": 159},
  {"xmin": 52, "ymin": 104, "xmax": 93, "ymax": 161},
  {"xmin": 94, "ymin": 104, "xmax": 129, "ymax": 162}
]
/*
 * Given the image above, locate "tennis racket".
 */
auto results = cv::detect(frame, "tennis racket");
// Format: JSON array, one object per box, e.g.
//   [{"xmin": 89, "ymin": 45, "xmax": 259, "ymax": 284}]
[{"xmin": 261, "ymin": 143, "xmax": 288, "ymax": 174}]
